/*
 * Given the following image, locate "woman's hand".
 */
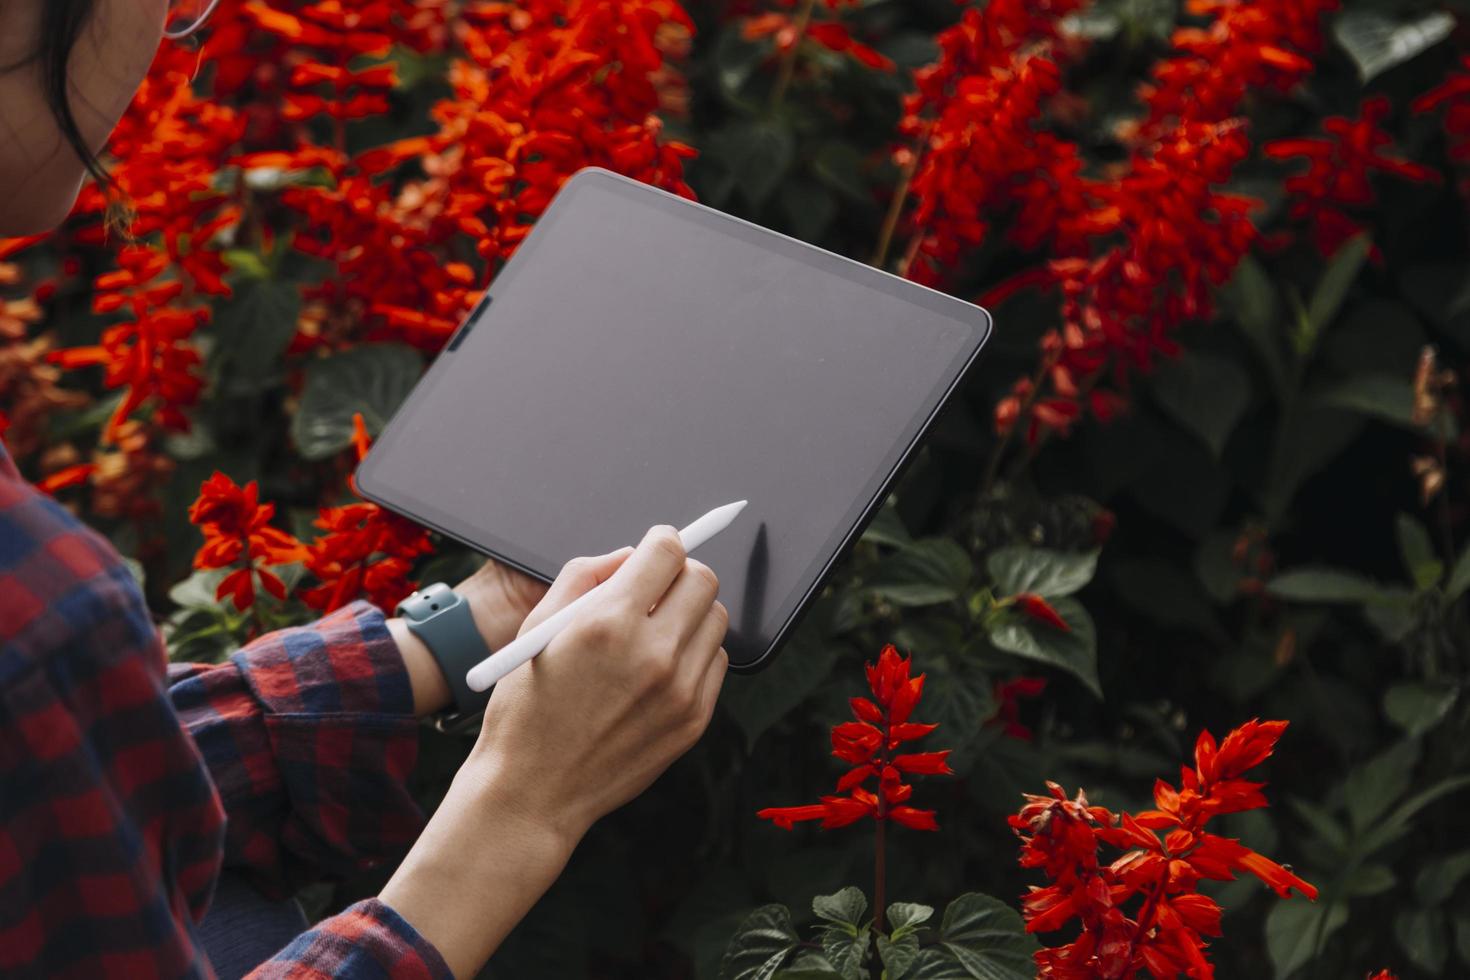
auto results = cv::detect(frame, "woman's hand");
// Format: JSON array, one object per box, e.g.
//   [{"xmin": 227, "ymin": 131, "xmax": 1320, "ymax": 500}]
[
  {"xmin": 378, "ymin": 526, "xmax": 728, "ymax": 978},
  {"xmin": 471, "ymin": 524, "xmax": 730, "ymax": 840}
]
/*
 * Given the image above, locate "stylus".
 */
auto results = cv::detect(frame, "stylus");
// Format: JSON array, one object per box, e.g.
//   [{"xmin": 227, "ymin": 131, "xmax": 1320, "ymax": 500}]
[{"xmin": 464, "ymin": 500, "xmax": 749, "ymax": 692}]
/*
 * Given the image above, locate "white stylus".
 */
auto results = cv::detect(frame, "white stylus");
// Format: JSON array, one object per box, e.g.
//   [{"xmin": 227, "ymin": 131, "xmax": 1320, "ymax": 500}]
[{"xmin": 465, "ymin": 500, "xmax": 749, "ymax": 692}]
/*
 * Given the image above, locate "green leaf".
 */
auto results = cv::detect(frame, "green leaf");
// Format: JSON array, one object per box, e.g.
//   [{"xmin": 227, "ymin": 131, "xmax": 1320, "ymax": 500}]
[
  {"xmin": 1345, "ymin": 863, "xmax": 1397, "ymax": 897},
  {"xmin": 813, "ymin": 888, "xmax": 868, "ymax": 928},
  {"xmin": 869, "ymin": 538, "xmax": 973, "ymax": 606},
  {"xmin": 1416, "ymin": 850, "xmax": 1470, "ymax": 906},
  {"xmin": 1287, "ymin": 797, "xmax": 1349, "ymax": 853},
  {"xmin": 877, "ymin": 930, "xmax": 919, "ymax": 980},
  {"xmin": 709, "ymin": 119, "xmax": 796, "ymax": 207},
  {"xmin": 986, "ymin": 547, "xmax": 1099, "ymax": 600},
  {"xmin": 720, "ymin": 906, "xmax": 799, "ymax": 980},
  {"xmin": 1396, "ymin": 906, "xmax": 1450, "ymax": 975},
  {"xmin": 936, "ymin": 893, "xmax": 1037, "ymax": 980},
  {"xmin": 771, "ymin": 971, "xmax": 846, "ymax": 980},
  {"xmin": 292, "ymin": 344, "xmax": 422, "ymax": 460},
  {"xmin": 886, "ymin": 903, "xmax": 934, "ymax": 936},
  {"xmin": 988, "ymin": 596, "xmax": 1101, "ymax": 697},
  {"xmin": 1448, "ymin": 541, "xmax": 1470, "ymax": 601},
  {"xmin": 210, "ymin": 278, "xmax": 301, "ymax": 383},
  {"xmin": 1307, "ymin": 234, "xmax": 1372, "ymax": 336},
  {"xmin": 1384, "ymin": 682, "xmax": 1459, "ymax": 737},
  {"xmin": 1359, "ymin": 774, "xmax": 1470, "ymax": 855},
  {"xmin": 1455, "ymin": 911, "xmax": 1470, "ymax": 966},
  {"xmin": 1267, "ymin": 897, "xmax": 1347, "ymax": 979},
  {"xmin": 1396, "ymin": 513, "xmax": 1444, "ymax": 589},
  {"xmin": 1265, "ymin": 567, "xmax": 1388, "ymax": 604},
  {"xmin": 1152, "ymin": 350, "xmax": 1252, "ymax": 456},
  {"xmin": 168, "ymin": 568, "xmax": 230, "ymax": 609},
  {"xmin": 1316, "ymin": 374, "xmax": 1450, "ymax": 435},
  {"xmin": 818, "ymin": 925, "xmax": 869, "ymax": 980},
  {"xmin": 861, "ymin": 504, "xmax": 913, "ymax": 549},
  {"xmin": 916, "ymin": 660, "xmax": 998, "ymax": 773},
  {"xmin": 1222, "ymin": 254, "xmax": 1288, "ymax": 400},
  {"xmin": 1342, "ymin": 738, "xmax": 1420, "ymax": 834},
  {"xmin": 903, "ymin": 948, "xmax": 970, "ymax": 980},
  {"xmin": 1263, "ymin": 403, "xmax": 1364, "ymax": 522},
  {"xmin": 720, "ymin": 632, "xmax": 840, "ymax": 749},
  {"xmin": 1333, "ymin": 10, "xmax": 1455, "ymax": 82}
]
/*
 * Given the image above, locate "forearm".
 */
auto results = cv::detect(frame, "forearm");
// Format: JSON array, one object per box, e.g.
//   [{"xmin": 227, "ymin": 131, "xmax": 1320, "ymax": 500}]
[{"xmin": 378, "ymin": 750, "xmax": 582, "ymax": 979}]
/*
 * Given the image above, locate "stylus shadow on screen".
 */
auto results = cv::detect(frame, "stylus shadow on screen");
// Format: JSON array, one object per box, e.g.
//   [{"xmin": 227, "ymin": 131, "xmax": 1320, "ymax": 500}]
[{"xmin": 728, "ymin": 522, "xmax": 769, "ymax": 656}]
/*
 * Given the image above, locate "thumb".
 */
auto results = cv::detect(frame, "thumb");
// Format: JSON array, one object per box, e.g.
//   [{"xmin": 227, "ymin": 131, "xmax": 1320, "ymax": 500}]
[{"xmin": 519, "ymin": 547, "xmax": 635, "ymax": 635}]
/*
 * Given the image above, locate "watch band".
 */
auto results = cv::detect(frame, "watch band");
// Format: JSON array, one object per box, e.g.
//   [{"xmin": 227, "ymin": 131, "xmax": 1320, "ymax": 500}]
[{"xmin": 395, "ymin": 582, "xmax": 493, "ymax": 715}]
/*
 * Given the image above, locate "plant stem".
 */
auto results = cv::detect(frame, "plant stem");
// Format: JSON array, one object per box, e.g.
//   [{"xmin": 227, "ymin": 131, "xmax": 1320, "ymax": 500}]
[
  {"xmin": 873, "ymin": 815, "xmax": 887, "ymax": 934},
  {"xmin": 1119, "ymin": 869, "xmax": 1166, "ymax": 979},
  {"xmin": 980, "ymin": 348, "xmax": 1059, "ymax": 495},
  {"xmin": 769, "ymin": 0, "xmax": 817, "ymax": 110},
  {"xmin": 872, "ymin": 124, "xmax": 930, "ymax": 270}
]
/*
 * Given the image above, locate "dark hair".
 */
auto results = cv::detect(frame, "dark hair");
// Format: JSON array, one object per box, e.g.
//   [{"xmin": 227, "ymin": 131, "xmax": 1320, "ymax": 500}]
[{"xmin": 29, "ymin": 0, "xmax": 113, "ymax": 188}]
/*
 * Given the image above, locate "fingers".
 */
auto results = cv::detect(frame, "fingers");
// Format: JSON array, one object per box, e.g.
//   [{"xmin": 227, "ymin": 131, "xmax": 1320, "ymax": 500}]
[
  {"xmin": 605, "ymin": 525, "xmax": 689, "ymax": 611},
  {"xmin": 520, "ymin": 547, "xmax": 634, "ymax": 634},
  {"xmin": 673, "ymin": 601, "xmax": 728, "ymax": 701},
  {"xmin": 651, "ymin": 560, "xmax": 721, "ymax": 646},
  {"xmin": 692, "ymin": 646, "xmax": 729, "ymax": 731}
]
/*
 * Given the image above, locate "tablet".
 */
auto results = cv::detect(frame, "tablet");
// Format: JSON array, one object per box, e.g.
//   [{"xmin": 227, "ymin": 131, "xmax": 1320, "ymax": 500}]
[{"xmin": 356, "ymin": 168, "xmax": 991, "ymax": 671}]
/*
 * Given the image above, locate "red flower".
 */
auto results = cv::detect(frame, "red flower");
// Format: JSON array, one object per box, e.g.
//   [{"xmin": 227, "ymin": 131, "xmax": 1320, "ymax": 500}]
[
  {"xmin": 1266, "ymin": 96, "xmax": 1440, "ymax": 256},
  {"xmin": 1012, "ymin": 592, "xmax": 1071, "ymax": 632},
  {"xmin": 758, "ymin": 645, "xmax": 952, "ymax": 832},
  {"xmin": 300, "ymin": 414, "xmax": 434, "ymax": 613},
  {"xmin": 188, "ymin": 472, "xmax": 307, "ymax": 610},
  {"xmin": 1012, "ymin": 719, "xmax": 1316, "ymax": 979}
]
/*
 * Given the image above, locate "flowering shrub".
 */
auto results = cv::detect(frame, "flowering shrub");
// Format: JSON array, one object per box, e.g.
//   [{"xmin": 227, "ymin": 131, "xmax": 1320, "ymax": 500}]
[{"xmin": 6, "ymin": 0, "xmax": 1470, "ymax": 976}]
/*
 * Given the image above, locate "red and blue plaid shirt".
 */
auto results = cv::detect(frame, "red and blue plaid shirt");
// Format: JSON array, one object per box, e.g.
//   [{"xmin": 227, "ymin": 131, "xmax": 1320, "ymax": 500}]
[{"xmin": 0, "ymin": 443, "xmax": 453, "ymax": 978}]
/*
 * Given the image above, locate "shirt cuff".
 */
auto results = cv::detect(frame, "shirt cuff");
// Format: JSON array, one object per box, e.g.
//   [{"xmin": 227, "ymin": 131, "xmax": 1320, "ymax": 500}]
[
  {"xmin": 247, "ymin": 898, "xmax": 453, "ymax": 979},
  {"xmin": 231, "ymin": 600, "xmax": 415, "ymax": 719}
]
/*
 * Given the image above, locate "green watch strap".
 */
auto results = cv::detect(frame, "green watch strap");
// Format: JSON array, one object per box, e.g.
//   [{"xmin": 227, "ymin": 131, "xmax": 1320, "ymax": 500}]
[{"xmin": 395, "ymin": 583, "xmax": 493, "ymax": 715}]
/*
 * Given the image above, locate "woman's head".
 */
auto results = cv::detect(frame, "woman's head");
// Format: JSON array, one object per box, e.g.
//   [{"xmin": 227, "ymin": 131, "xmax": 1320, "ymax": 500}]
[{"xmin": 0, "ymin": 0, "xmax": 170, "ymax": 236}]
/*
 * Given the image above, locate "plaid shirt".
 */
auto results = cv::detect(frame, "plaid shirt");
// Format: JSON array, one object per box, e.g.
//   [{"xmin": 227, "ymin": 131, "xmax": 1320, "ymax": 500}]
[{"xmin": 0, "ymin": 444, "xmax": 452, "ymax": 979}]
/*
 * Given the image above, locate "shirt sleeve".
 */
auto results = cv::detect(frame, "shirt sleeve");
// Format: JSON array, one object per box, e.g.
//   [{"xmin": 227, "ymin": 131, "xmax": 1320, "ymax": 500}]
[
  {"xmin": 168, "ymin": 601, "xmax": 427, "ymax": 899},
  {"xmin": 246, "ymin": 899, "xmax": 453, "ymax": 980}
]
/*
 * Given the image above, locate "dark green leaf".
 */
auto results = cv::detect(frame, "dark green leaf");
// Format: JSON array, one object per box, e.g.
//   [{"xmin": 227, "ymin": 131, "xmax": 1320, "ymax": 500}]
[
  {"xmin": 986, "ymin": 546, "xmax": 1098, "ymax": 599},
  {"xmin": 937, "ymin": 893, "xmax": 1037, "ymax": 980},
  {"xmin": 1342, "ymin": 738, "xmax": 1420, "ymax": 834},
  {"xmin": 1316, "ymin": 374, "xmax": 1419, "ymax": 430},
  {"xmin": 1455, "ymin": 911, "xmax": 1470, "ymax": 965},
  {"xmin": 771, "ymin": 971, "xmax": 846, "ymax": 980},
  {"xmin": 903, "ymin": 948, "xmax": 970, "ymax": 980},
  {"xmin": 811, "ymin": 142, "xmax": 870, "ymax": 204},
  {"xmin": 1263, "ymin": 404, "xmax": 1363, "ymax": 522},
  {"xmin": 1359, "ymin": 775, "xmax": 1470, "ymax": 856},
  {"xmin": 869, "ymin": 538, "xmax": 973, "ymax": 606},
  {"xmin": 813, "ymin": 888, "xmax": 868, "ymax": 928},
  {"xmin": 1333, "ymin": 10, "xmax": 1455, "ymax": 82},
  {"xmin": 210, "ymin": 278, "xmax": 301, "ymax": 383},
  {"xmin": 886, "ymin": 903, "xmax": 934, "ymax": 936},
  {"xmin": 1307, "ymin": 234, "xmax": 1372, "ymax": 336},
  {"xmin": 877, "ymin": 930, "xmax": 919, "ymax": 980},
  {"xmin": 1265, "ymin": 567, "xmax": 1389, "ymax": 604},
  {"xmin": 1385, "ymin": 682, "xmax": 1458, "ymax": 737},
  {"xmin": 292, "ymin": 344, "xmax": 422, "ymax": 459},
  {"xmin": 1396, "ymin": 513, "xmax": 1444, "ymax": 589},
  {"xmin": 1448, "ymin": 541, "xmax": 1470, "ymax": 601},
  {"xmin": 1222, "ymin": 254, "xmax": 1288, "ymax": 400},
  {"xmin": 711, "ymin": 119, "xmax": 796, "ymax": 206},
  {"xmin": 721, "ymin": 632, "xmax": 840, "ymax": 749},
  {"xmin": 1396, "ymin": 906, "xmax": 1450, "ymax": 975},
  {"xmin": 720, "ymin": 906, "xmax": 799, "ymax": 980},
  {"xmin": 1287, "ymin": 797, "xmax": 1349, "ymax": 853},
  {"xmin": 1416, "ymin": 850, "xmax": 1470, "ymax": 906},
  {"xmin": 1151, "ymin": 351, "xmax": 1251, "ymax": 456},
  {"xmin": 1346, "ymin": 863, "xmax": 1397, "ymax": 897},
  {"xmin": 1267, "ymin": 897, "xmax": 1347, "ymax": 979},
  {"xmin": 861, "ymin": 504, "xmax": 913, "ymax": 549},
  {"xmin": 818, "ymin": 925, "xmax": 869, "ymax": 980},
  {"xmin": 988, "ymin": 596, "xmax": 1101, "ymax": 697}
]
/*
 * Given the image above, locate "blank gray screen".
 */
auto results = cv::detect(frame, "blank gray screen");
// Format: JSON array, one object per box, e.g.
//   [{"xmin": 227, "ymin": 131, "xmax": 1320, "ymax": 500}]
[{"xmin": 358, "ymin": 170, "xmax": 989, "ymax": 668}]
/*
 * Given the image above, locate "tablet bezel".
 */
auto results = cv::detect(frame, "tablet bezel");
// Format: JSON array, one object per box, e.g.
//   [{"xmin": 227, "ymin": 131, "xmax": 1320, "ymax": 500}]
[{"xmin": 356, "ymin": 168, "xmax": 992, "ymax": 672}]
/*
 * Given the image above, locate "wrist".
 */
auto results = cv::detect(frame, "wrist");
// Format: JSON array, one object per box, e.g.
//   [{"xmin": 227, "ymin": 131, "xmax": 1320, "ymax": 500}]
[
  {"xmin": 463, "ymin": 737, "xmax": 592, "ymax": 853},
  {"xmin": 387, "ymin": 616, "xmax": 453, "ymax": 717}
]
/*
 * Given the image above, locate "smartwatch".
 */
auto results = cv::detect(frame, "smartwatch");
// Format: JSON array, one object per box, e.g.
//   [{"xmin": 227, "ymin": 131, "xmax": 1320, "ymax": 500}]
[{"xmin": 395, "ymin": 582, "xmax": 493, "ymax": 715}]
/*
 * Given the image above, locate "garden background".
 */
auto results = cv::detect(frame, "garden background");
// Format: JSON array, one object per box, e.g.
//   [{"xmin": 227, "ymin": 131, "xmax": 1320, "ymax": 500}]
[{"xmin": 3, "ymin": 0, "xmax": 1470, "ymax": 976}]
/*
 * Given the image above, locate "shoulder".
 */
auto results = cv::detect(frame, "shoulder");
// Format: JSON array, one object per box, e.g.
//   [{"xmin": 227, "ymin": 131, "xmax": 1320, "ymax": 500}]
[{"xmin": 0, "ymin": 463, "xmax": 160, "ymax": 687}]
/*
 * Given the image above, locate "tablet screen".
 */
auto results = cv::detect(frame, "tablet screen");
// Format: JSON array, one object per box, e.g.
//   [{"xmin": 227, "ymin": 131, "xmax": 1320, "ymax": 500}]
[{"xmin": 357, "ymin": 170, "xmax": 990, "ymax": 669}]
